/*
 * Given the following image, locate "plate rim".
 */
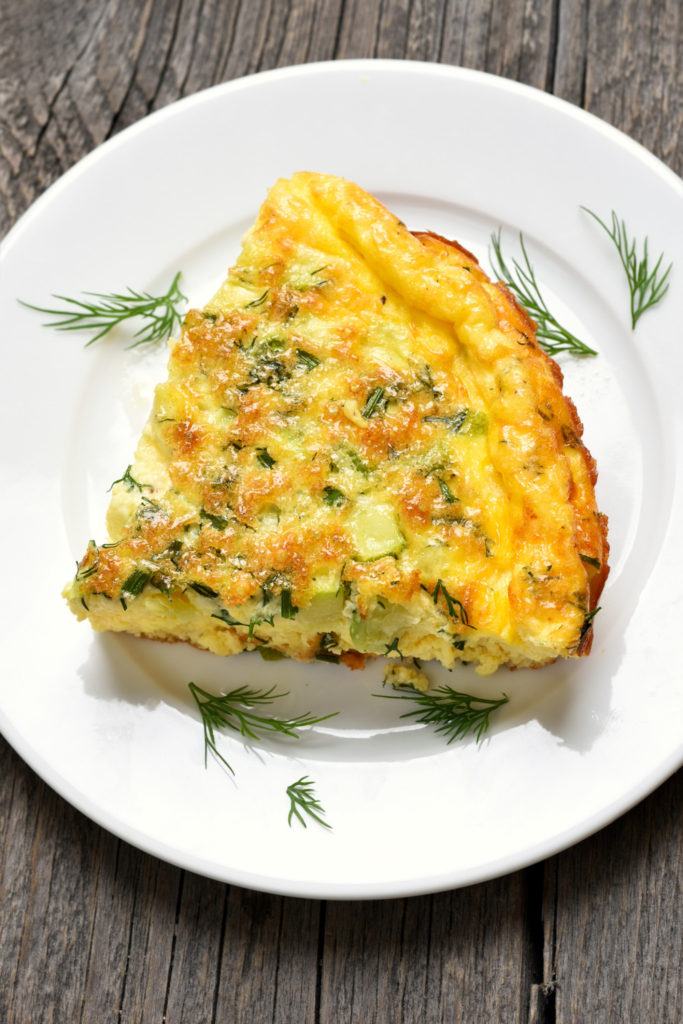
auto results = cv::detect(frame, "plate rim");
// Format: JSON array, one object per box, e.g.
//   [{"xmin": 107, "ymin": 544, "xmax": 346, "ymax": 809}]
[
  {"xmin": 1, "ymin": 58, "xmax": 681, "ymax": 900},
  {"xmin": 1, "ymin": 698, "xmax": 681, "ymax": 900},
  {"xmin": 3, "ymin": 59, "xmax": 682, "ymax": 261}
]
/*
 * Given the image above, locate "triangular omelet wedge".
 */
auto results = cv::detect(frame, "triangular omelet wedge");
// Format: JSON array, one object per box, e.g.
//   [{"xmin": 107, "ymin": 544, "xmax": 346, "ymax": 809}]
[{"xmin": 64, "ymin": 173, "xmax": 608, "ymax": 675}]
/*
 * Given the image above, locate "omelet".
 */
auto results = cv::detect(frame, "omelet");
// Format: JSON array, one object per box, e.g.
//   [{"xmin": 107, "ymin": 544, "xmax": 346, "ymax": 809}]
[{"xmin": 64, "ymin": 173, "xmax": 609, "ymax": 675}]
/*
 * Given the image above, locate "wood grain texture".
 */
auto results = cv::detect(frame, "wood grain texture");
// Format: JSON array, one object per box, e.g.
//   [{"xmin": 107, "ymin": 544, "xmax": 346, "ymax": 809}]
[
  {"xmin": 1, "ymin": 1, "xmax": 681, "ymax": 1022},
  {"xmin": 584, "ymin": 0, "xmax": 682, "ymax": 170},
  {"xmin": 552, "ymin": 770, "xmax": 682, "ymax": 1023},
  {"xmin": 320, "ymin": 877, "xmax": 539, "ymax": 1022},
  {"xmin": 211, "ymin": 889, "xmax": 321, "ymax": 1023}
]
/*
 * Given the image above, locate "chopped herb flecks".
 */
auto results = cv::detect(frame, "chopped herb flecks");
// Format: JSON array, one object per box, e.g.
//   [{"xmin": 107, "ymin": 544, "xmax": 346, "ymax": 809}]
[
  {"xmin": 107, "ymin": 465, "xmax": 151, "ymax": 493},
  {"xmin": 361, "ymin": 386, "xmax": 386, "ymax": 418},
  {"xmin": 244, "ymin": 289, "xmax": 270, "ymax": 309},
  {"xmin": 296, "ymin": 348, "xmax": 321, "ymax": 370},
  {"xmin": 256, "ymin": 448, "xmax": 276, "ymax": 469},
  {"xmin": 424, "ymin": 409, "xmax": 468, "ymax": 433},
  {"xmin": 346, "ymin": 448, "xmax": 369, "ymax": 474},
  {"xmin": 280, "ymin": 589, "xmax": 298, "ymax": 619},
  {"xmin": 437, "ymin": 478, "xmax": 458, "ymax": 503},
  {"xmin": 211, "ymin": 608, "xmax": 245, "ymax": 627},
  {"xmin": 426, "ymin": 579, "xmax": 471, "ymax": 627},
  {"xmin": 580, "ymin": 605, "xmax": 601, "ymax": 642},
  {"xmin": 315, "ymin": 633, "xmax": 340, "ymax": 663},
  {"xmin": 189, "ymin": 581, "xmax": 219, "ymax": 599},
  {"xmin": 385, "ymin": 637, "xmax": 403, "ymax": 657},
  {"xmin": 121, "ymin": 568, "xmax": 152, "ymax": 597},
  {"xmin": 322, "ymin": 486, "xmax": 347, "ymax": 507},
  {"xmin": 200, "ymin": 509, "xmax": 230, "ymax": 530}
]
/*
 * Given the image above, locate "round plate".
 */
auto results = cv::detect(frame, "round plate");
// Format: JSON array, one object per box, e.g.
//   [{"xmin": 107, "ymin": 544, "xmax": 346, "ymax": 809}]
[{"xmin": 1, "ymin": 60, "xmax": 681, "ymax": 899}]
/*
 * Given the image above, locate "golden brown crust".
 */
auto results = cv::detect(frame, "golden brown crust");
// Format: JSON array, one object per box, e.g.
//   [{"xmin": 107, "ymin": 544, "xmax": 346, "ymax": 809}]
[{"xmin": 413, "ymin": 228, "xmax": 609, "ymax": 646}]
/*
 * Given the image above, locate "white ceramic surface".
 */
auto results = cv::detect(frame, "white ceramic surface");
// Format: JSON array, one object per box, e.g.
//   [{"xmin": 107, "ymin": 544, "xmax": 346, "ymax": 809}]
[{"xmin": 1, "ymin": 60, "xmax": 681, "ymax": 899}]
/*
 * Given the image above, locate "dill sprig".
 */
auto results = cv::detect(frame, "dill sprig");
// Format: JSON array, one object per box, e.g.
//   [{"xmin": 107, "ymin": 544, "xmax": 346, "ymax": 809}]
[
  {"xmin": 20, "ymin": 271, "xmax": 186, "ymax": 347},
  {"xmin": 286, "ymin": 776, "xmax": 331, "ymax": 830},
  {"xmin": 489, "ymin": 231, "xmax": 597, "ymax": 357},
  {"xmin": 188, "ymin": 683, "xmax": 337, "ymax": 775},
  {"xmin": 376, "ymin": 683, "xmax": 509, "ymax": 743},
  {"xmin": 581, "ymin": 207, "xmax": 672, "ymax": 328}
]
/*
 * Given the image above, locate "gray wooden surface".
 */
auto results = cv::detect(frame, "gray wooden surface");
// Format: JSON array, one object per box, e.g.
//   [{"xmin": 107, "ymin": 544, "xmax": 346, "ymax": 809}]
[{"xmin": 1, "ymin": 2, "xmax": 681, "ymax": 1021}]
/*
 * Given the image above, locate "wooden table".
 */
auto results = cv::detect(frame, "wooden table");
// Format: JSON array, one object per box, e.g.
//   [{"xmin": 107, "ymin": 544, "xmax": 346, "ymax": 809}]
[{"xmin": 1, "ymin": 2, "xmax": 681, "ymax": 1020}]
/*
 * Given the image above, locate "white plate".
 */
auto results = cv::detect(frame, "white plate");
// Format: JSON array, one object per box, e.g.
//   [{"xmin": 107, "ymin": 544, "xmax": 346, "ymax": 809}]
[{"xmin": 1, "ymin": 60, "xmax": 682, "ymax": 899}]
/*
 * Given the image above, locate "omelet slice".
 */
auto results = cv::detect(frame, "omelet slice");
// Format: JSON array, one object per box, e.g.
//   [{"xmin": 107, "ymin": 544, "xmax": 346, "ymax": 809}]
[{"xmin": 64, "ymin": 173, "xmax": 609, "ymax": 675}]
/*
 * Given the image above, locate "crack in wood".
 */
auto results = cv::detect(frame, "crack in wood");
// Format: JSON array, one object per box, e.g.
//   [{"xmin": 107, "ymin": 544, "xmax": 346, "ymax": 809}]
[
  {"xmin": 210, "ymin": 884, "xmax": 230, "ymax": 1024},
  {"xmin": 525, "ymin": 860, "xmax": 559, "ymax": 1023},
  {"xmin": 314, "ymin": 900, "xmax": 327, "ymax": 1024},
  {"xmin": 114, "ymin": 845, "xmax": 140, "ymax": 1023},
  {"xmin": 529, "ymin": 980, "xmax": 557, "ymax": 1024},
  {"xmin": 545, "ymin": 0, "xmax": 561, "ymax": 92},
  {"xmin": 161, "ymin": 869, "xmax": 185, "ymax": 1023}
]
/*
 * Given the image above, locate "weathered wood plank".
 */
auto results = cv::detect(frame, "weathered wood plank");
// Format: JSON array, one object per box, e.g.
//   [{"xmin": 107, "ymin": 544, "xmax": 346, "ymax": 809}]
[
  {"xmin": 0, "ymin": 740, "xmax": 186, "ymax": 1024},
  {"xmin": 584, "ymin": 0, "xmax": 683, "ymax": 173},
  {"xmin": 552, "ymin": 0, "xmax": 589, "ymax": 107},
  {"xmin": 211, "ymin": 888, "xmax": 321, "ymax": 1023},
  {"xmin": 162, "ymin": 872, "xmax": 227, "ymax": 1023},
  {"xmin": 0, "ymin": 742, "xmax": 117, "ymax": 1022},
  {"xmin": 0, "ymin": 0, "xmax": 104, "ymax": 233},
  {"xmin": 0, "ymin": 740, "xmax": 40, "ymax": 1022},
  {"xmin": 551, "ymin": 770, "xmax": 682, "ymax": 1023},
  {"xmin": 320, "ymin": 875, "xmax": 537, "ymax": 1023},
  {"xmin": 106, "ymin": 853, "xmax": 181, "ymax": 1024},
  {"xmin": 435, "ymin": 0, "xmax": 555, "ymax": 89}
]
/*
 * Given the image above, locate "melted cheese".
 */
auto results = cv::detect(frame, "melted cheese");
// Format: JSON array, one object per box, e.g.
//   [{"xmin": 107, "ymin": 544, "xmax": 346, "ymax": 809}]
[{"xmin": 64, "ymin": 173, "xmax": 609, "ymax": 674}]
